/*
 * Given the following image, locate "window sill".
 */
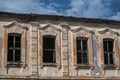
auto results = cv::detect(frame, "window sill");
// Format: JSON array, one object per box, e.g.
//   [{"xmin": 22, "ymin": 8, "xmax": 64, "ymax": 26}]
[
  {"xmin": 74, "ymin": 64, "xmax": 94, "ymax": 69},
  {"xmin": 40, "ymin": 63, "xmax": 61, "ymax": 69},
  {"xmin": 102, "ymin": 64, "xmax": 119, "ymax": 69},
  {"xmin": 5, "ymin": 62, "xmax": 27, "ymax": 68}
]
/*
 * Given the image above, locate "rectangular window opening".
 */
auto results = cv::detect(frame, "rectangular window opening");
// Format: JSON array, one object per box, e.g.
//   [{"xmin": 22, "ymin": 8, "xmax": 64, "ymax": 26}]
[
  {"xmin": 43, "ymin": 36, "xmax": 56, "ymax": 63},
  {"xmin": 103, "ymin": 39, "xmax": 114, "ymax": 65},
  {"xmin": 7, "ymin": 34, "xmax": 21, "ymax": 62},
  {"xmin": 76, "ymin": 37, "xmax": 88, "ymax": 64}
]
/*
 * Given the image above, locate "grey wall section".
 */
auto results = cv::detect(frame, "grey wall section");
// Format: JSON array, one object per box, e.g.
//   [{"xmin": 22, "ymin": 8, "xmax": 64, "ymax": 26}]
[{"xmin": 92, "ymin": 35, "xmax": 99, "ymax": 76}]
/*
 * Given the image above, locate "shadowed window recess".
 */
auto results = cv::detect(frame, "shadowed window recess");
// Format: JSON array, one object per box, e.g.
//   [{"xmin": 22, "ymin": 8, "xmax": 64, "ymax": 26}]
[
  {"xmin": 43, "ymin": 35, "xmax": 56, "ymax": 63},
  {"xmin": 103, "ymin": 39, "xmax": 114, "ymax": 65},
  {"xmin": 76, "ymin": 37, "xmax": 88, "ymax": 64},
  {"xmin": 7, "ymin": 33, "xmax": 21, "ymax": 62}
]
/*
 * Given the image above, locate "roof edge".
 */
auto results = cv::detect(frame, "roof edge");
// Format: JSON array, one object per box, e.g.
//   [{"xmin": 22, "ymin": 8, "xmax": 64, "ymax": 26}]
[{"xmin": 0, "ymin": 11, "xmax": 120, "ymax": 25}]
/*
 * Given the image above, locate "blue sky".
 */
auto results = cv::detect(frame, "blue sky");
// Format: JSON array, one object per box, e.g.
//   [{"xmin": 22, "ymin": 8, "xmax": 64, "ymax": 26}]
[{"xmin": 0, "ymin": 0, "xmax": 120, "ymax": 21}]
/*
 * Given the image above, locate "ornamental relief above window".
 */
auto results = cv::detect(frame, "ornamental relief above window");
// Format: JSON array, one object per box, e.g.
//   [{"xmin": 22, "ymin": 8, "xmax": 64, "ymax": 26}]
[
  {"xmin": 3, "ymin": 21, "xmax": 28, "ymax": 67},
  {"xmin": 71, "ymin": 26, "xmax": 94, "ymax": 68},
  {"xmin": 98, "ymin": 28, "xmax": 119, "ymax": 68},
  {"xmin": 38, "ymin": 23, "xmax": 61, "ymax": 68}
]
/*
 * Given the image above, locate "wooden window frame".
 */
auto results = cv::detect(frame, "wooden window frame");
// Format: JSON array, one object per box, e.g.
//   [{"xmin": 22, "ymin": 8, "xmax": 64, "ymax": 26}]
[
  {"xmin": 71, "ymin": 27, "xmax": 94, "ymax": 68},
  {"xmin": 103, "ymin": 39, "xmax": 114, "ymax": 65},
  {"xmin": 3, "ymin": 22, "xmax": 28, "ymax": 67},
  {"xmin": 98, "ymin": 28, "xmax": 119, "ymax": 68},
  {"xmin": 7, "ymin": 33, "xmax": 21, "ymax": 63},
  {"xmin": 101, "ymin": 37, "xmax": 119, "ymax": 68},
  {"xmin": 76, "ymin": 37, "xmax": 88, "ymax": 64},
  {"xmin": 43, "ymin": 35, "xmax": 56, "ymax": 63},
  {"xmin": 39, "ymin": 24, "xmax": 61, "ymax": 68}
]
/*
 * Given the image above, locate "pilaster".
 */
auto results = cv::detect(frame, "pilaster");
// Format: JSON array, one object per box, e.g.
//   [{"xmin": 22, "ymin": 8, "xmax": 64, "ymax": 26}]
[
  {"xmin": 61, "ymin": 23, "xmax": 70, "ymax": 76},
  {"xmin": 30, "ymin": 22, "xmax": 39, "ymax": 77}
]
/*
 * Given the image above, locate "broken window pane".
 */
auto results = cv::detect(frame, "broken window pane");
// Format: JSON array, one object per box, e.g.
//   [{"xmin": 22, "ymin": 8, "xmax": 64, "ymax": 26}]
[
  {"xmin": 109, "ymin": 53, "xmax": 114, "ymax": 64},
  {"xmin": 7, "ymin": 50, "xmax": 13, "ymax": 61},
  {"xmin": 83, "ymin": 52, "xmax": 87, "ymax": 59},
  {"xmin": 77, "ymin": 52, "xmax": 82, "ymax": 64},
  {"xmin": 43, "ymin": 35, "xmax": 56, "ymax": 63},
  {"xmin": 83, "ymin": 52, "xmax": 87, "ymax": 64},
  {"xmin": 15, "ymin": 41, "xmax": 21, "ymax": 47},
  {"xmin": 83, "ymin": 45, "xmax": 87, "ymax": 51},
  {"xmin": 108, "ymin": 41, "xmax": 113, "ymax": 52},
  {"xmin": 8, "ymin": 36, "xmax": 14, "ymax": 41},
  {"xmin": 77, "ymin": 45, "xmax": 81, "ymax": 51},
  {"xmin": 83, "ymin": 40, "xmax": 87, "ymax": 46},
  {"xmin": 7, "ymin": 33, "xmax": 21, "ymax": 62},
  {"xmin": 15, "ymin": 50, "xmax": 21, "ymax": 62},
  {"xmin": 103, "ymin": 39, "xmax": 114, "ymax": 65},
  {"xmin": 83, "ymin": 58, "xmax": 87, "ymax": 64},
  {"xmin": 104, "ymin": 58, "xmax": 108, "ymax": 64},
  {"xmin": 15, "ymin": 36, "xmax": 21, "ymax": 41},
  {"xmin": 104, "ymin": 53, "xmax": 108, "ymax": 64},
  {"xmin": 103, "ymin": 41, "xmax": 107, "ymax": 51},
  {"xmin": 77, "ymin": 37, "xmax": 88, "ymax": 64}
]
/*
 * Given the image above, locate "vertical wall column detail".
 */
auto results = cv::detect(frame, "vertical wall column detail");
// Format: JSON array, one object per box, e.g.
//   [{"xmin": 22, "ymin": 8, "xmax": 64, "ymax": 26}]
[
  {"xmin": 92, "ymin": 35, "xmax": 99, "ymax": 76},
  {"xmin": 61, "ymin": 23, "xmax": 70, "ymax": 76},
  {"xmin": 31, "ymin": 22, "xmax": 39, "ymax": 77}
]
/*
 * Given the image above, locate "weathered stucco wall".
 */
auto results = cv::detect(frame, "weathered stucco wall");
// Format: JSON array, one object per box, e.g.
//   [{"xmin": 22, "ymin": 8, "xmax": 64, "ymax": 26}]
[{"xmin": 0, "ymin": 12, "xmax": 120, "ymax": 79}]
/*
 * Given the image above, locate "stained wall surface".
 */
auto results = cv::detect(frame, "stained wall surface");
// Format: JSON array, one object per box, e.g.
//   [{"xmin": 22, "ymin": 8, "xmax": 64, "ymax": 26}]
[{"xmin": 0, "ymin": 12, "xmax": 120, "ymax": 79}]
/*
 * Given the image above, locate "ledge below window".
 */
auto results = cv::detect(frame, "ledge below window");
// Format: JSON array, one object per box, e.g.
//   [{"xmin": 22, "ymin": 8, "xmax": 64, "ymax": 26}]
[
  {"xmin": 74, "ymin": 64, "xmax": 94, "ymax": 69},
  {"xmin": 40, "ymin": 63, "xmax": 61, "ymax": 69},
  {"xmin": 102, "ymin": 64, "xmax": 119, "ymax": 69},
  {"xmin": 5, "ymin": 62, "xmax": 27, "ymax": 68}
]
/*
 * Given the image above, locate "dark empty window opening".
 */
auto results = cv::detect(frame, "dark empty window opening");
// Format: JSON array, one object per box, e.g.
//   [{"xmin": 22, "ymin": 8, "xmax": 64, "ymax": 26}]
[
  {"xmin": 103, "ymin": 39, "xmax": 114, "ymax": 65},
  {"xmin": 43, "ymin": 35, "xmax": 56, "ymax": 63},
  {"xmin": 76, "ymin": 37, "xmax": 88, "ymax": 64},
  {"xmin": 7, "ymin": 33, "xmax": 21, "ymax": 62}
]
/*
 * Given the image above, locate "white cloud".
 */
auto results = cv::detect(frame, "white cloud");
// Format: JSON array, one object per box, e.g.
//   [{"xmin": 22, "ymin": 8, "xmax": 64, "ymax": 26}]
[
  {"xmin": 66, "ymin": 0, "xmax": 112, "ymax": 18},
  {"xmin": 110, "ymin": 12, "xmax": 120, "ymax": 20},
  {"xmin": 65, "ymin": 0, "xmax": 120, "ymax": 21},
  {"xmin": 0, "ymin": 0, "xmax": 59, "ymax": 15}
]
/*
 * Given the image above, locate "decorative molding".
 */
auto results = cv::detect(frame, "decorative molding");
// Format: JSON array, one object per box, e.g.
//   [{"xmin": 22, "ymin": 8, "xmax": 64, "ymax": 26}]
[
  {"xmin": 98, "ymin": 28, "xmax": 119, "ymax": 36},
  {"xmin": 3, "ymin": 21, "xmax": 28, "ymax": 30},
  {"xmin": 60, "ymin": 23, "xmax": 70, "ymax": 29},
  {"xmin": 72, "ymin": 26, "xmax": 94, "ymax": 68},
  {"xmin": 3, "ymin": 21, "xmax": 28, "ymax": 68},
  {"xmin": 71, "ymin": 26, "xmax": 94, "ymax": 34},
  {"xmin": 39, "ymin": 23, "xmax": 61, "ymax": 68},
  {"xmin": 39, "ymin": 23, "xmax": 61, "ymax": 32}
]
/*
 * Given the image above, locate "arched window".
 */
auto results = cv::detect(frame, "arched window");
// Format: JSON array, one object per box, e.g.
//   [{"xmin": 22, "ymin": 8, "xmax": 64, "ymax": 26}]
[
  {"xmin": 76, "ymin": 37, "xmax": 88, "ymax": 64},
  {"xmin": 7, "ymin": 33, "xmax": 21, "ymax": 62},
  {"xmin": 43, "ymin": 35, "xmax": 56, "ymax": 63},
  {"xmin": 103, "ymin": 39, "xmax": 114, "ymax": 64},
  {"xmin": 72, "ymin": 27, "xmax": 93, "ymax": 67}
]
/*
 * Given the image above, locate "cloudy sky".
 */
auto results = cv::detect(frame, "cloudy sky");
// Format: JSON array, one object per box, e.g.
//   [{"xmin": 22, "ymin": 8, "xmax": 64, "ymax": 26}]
[{"xmin": 0, "ymin": 0, "xmax": 120, "ymax": 21}]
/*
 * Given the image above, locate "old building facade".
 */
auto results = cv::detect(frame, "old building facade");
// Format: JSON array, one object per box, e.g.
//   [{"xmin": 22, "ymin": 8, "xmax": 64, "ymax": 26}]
[{"xmin": 0, "ymin": 12, "xmax": 120, "ymax": 79}]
